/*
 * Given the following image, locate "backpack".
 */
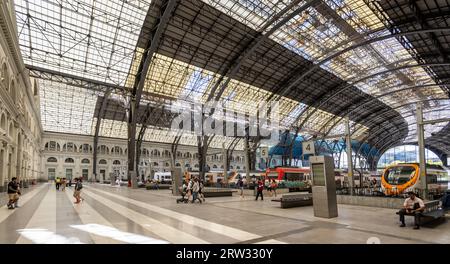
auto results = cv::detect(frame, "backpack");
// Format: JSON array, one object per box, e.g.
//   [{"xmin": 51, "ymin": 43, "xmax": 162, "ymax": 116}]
[{"xmin": 257, "ymin": 183, "xmax": 264, "ymax": 191}]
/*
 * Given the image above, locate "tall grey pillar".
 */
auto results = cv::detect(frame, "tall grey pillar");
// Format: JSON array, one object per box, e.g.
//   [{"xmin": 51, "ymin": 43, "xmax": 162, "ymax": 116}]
[
  {"xmin": 345, "ymin": 116, "xmax": 354, "ymax": 192},
  {"xmin": 416, "ymin": 103, "xmax": 427, "ymax": 193}
]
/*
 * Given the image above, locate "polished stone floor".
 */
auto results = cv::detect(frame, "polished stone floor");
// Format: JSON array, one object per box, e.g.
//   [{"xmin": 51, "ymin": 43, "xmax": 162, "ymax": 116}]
[{"xmin": 0, "ymin": 183, "xmax": 449, "ymax": 244}]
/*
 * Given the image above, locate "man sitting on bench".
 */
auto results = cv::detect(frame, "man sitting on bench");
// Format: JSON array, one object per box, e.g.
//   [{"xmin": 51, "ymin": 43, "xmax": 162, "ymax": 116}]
[{"xmin": 398, "ymin": 191, "xmax": 425, "ymax": 229}]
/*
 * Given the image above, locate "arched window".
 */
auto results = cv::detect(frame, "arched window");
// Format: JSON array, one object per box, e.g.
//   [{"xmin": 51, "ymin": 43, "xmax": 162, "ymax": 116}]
[
  {"xmin": 213, "ymin": 164, "xmax": 217, "ymax": 168},
  {"xmin": 113, "ymin": 160, "xmax": 121, "ymax": 165},
  {"xmin": 236, "ymin": 166, "xmax": 240, "ymax": 170},
  {"xmin": 153, "ymin": 162, "xmax": 159, "ymax": 166},
  {"xmin": 194, "ymin": 164, "xmax": 199, "ymax": 168},
  {"xmin": 65, "ymin": 158, "xmax": 74, "ymax": 163},
  {"xmin": 0, "ymin": 113, "xmax": 6, "ymax": 131},
  {"xmin": 80, "ymin": 144, "xmax": 92, "ymax": 154},
  {"xmin": 99, "ymin": 159, "xmax": 107, "ymax": 165},
  {"xmin": 151, "ymin": 149, "xmax": 160, "ymax": 157},
  {"xmin": 175, "ymin": 163, "xmax": 181, "ymax": 167},
  {"xmin": 176, "ymin": 151, "xmax": 182, "ymax": 158},
  {"xmin": 220, "ymin": 165, "xmax": 224, "ymax": 169},
  {"xmin": 141, "ymin": 148, "xmax": 149, "ymax": 157},
  {"xmin": 98, "ymin": 145, "xmax": 109, "ymax": 155},
  {"xmin": 185, "ymin": 163, "xmax": 190, "ymax": 168},
  {"xmin": 164, "ymin": 150, "xmax": 171, "ymax": 157},
  {"xmin": 9, "ymin": 80, "xmax": 15, "ymax": 99},
  {"xmin": 45, "ymin": 141, "xmax": 60, "ymax": 151},
  {"xmin": 8, "ymin": 122, "xmax": 14, "ymax": 138},
  {"xmin": 47, "ymin": 157, "xmax": 57, "ymax": 163},
  {"xmin": 112, "ymin": 146, "xmax": 123, "ymax": 155},
  {"xmin": 165, "ymin": 162, "xmax": 170, "ymax": 167},
  {"xmin": 230, "ymin": 165, "xmax": 234, "ymax": 169},
  {"xmin": 1, "ymin": 63, "xmax": 9, "ymax": 90},
  {"xmin": 81, "ymin": 159, "xmax": 90, "ymax": 164},
  {"xmin": 63, "ymin": 142, "xmax": 76, "ymax": 152}
]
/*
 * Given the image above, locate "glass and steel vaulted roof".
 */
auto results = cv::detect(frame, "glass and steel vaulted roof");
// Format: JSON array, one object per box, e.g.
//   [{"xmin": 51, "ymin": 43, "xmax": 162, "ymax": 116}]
[
  {"xmin": 15, "ymin": 0, "xmax": 151, "ymax": 85},
  {"xmin": 13, "ymin": 0, "xmax": 449, "ymax": 154}
]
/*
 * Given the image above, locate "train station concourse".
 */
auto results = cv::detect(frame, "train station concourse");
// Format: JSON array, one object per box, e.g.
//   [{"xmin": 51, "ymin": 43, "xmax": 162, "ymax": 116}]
[{"xmin": 1, "ymin": 0, "xmax": 450, "ymax": 247}]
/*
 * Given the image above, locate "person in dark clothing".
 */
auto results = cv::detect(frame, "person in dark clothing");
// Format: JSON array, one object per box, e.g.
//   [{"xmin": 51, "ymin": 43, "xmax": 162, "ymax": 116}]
[
  {"xmin": 255, "ymin": 180, "xmax": 264, "ymax": 201},
  {"xmin": 441, "ymin": 190, "xmax": 450, "ymax": 210},
  {"xmin": 7, "ymin": 177, "xmax": 20, "ymax": 209}
]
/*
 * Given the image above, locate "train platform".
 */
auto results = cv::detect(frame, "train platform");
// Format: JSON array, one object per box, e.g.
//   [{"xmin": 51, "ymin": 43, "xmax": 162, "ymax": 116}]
[{"xmin": 1, "ymin": 183, "xmax": 449, "ymax": 244}]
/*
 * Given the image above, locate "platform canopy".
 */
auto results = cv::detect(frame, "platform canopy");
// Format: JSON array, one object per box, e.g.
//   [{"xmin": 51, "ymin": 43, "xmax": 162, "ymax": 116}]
[{"xmin": 13, "ymin": 0, "xmax": 449, "ymax": 156}]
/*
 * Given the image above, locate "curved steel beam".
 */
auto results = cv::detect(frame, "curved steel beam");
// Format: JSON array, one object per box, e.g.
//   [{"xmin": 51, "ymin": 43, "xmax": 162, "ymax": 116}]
[
  {"xmin": 206, "ymin": 0, "xmax": 320, "ymax": 103},
  {"xmin": 350, "ymin": 97, "xmax": 450, "ymax": 137},
  {"xmin": 274, "ymin": 27, "xmax": 450, "ymax": 103},
  {"xmin": 128, "ymin": 0, "xmax": 179, "ymax": 179},
  {"xmin": 319, "ymin": 82, "xmax": 450, "ymax": 138},
  {"xmin": 296, "ymin": 62, "xmax": 450, "ymax": 134},
  {"xmin": 93, "ymin": 90, "xmax": 112, "ymax": 181}
]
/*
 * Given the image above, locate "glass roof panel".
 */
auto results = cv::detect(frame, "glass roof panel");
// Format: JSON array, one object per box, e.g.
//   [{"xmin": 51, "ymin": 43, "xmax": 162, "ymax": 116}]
[
  {"xmin": 39, "ymin": 79, "xmax": 98, "ymax": 135},
  {"xmin": 15, "ymin": 0, "xmax": 151, "ymax": 86}
]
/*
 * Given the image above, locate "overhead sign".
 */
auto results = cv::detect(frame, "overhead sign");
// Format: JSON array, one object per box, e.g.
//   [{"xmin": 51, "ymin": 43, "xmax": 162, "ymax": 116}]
[
  {"xmin": 260, "ymin": 147, "xmax": 269, "ymax": 158},
  {"xmin": 302, "ymin": 141, "xmax": 315, "ymax": 155}
]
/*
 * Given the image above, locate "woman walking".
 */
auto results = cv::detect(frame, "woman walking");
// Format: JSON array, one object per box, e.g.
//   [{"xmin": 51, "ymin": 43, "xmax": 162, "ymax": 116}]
[
  {"xmin": 270, "ymin": 179, "xmax": 278, "ymax": 197},
  {"xmin": 73, "ymin": 178, "xmax": 83, "ymax": 204}
]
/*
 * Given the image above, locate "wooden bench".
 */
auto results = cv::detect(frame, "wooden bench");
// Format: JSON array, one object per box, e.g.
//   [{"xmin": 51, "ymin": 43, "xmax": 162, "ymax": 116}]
[
  {"xmin": 396, "ymin": 200, "xmax": 446, "ymax": 226},
  {"xmin": 272, "ymin": 193, "xmax": 313, "ymax": 208}
]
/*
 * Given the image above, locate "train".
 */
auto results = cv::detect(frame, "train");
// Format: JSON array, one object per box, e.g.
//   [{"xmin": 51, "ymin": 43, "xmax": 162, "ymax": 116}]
[
  {"xmin": 264, "ymin": 167, "xmax": 311, "ymax": 182},
  {"xmin": 381, "ymin": 163, "xmax": 449, "ymax": 196}
]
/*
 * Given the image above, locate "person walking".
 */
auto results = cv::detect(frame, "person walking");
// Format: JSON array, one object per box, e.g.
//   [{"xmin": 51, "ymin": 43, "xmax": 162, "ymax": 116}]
[
  {"xmin": 55, "ymin": 177, "xmax": 61, "ymax": 190},
  {"xmin": 238, "ymin": 178, "xmax": 244, "ymax": 198},
  {"xmin": 191, "ymin": 178, "xmax": 202, "ymax": 204},
  {"xmin": 7, "ymin": 177, "xmax": 20, "ymax": 209},
  {"xmin": 255, "ymin": 180, "xmax": 264, "ymax": 201},
  {"xmin": 73, "ymin": 178, "xmax": 83, "ymax": 204},
  {"xmin": 61, "ymin": 178, "xmax": 67, "ymax": 191},
  {"xmin": 187, "ymin": 178, "xmax": 194, "ymax": 202},
  {"xmin": 198, "ymin": 179, "xmax": 205, "ymax": 202},
  {"xmin": 270, "ymin": 179, "xmax": 278, "ymax": 198}
]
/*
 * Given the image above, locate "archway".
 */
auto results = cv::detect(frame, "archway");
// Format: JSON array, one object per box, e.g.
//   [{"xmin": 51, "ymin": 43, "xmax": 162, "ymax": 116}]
[
  {"xmin": 377, "ymin": 145, "xmax": 443, "ymax": 168},
  {"xmin": 0, "ymin": 113, "xmax": 6, "ymax": 131}
]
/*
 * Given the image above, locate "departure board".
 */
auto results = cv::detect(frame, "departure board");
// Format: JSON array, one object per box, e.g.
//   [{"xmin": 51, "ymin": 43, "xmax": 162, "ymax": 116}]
[{"xmin": 312, "ymin": 163, "xmax": 325, "ymax": 186}]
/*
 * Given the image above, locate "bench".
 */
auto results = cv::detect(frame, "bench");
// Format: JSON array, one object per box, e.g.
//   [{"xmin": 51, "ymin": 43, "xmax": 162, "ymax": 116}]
[
  {"xmin": 396, "ymin": 200, "xmax": 446, "ymax": 226},
  {"xmin": 202, "ymin": 188, "xmax": 237, "ymax": 197},
  {"xmin": 272, "ymin": 193, "xmax": 313, "ymax": 208},
  {"xmin": 146, "ymin": 184, "xmax": 171, "ymax": 190}
]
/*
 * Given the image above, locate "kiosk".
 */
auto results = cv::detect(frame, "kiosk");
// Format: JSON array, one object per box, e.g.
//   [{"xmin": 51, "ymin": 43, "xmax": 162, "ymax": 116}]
[{"xmin": 310, "ymin": 155, "xmax": 338, "ymax": 218}]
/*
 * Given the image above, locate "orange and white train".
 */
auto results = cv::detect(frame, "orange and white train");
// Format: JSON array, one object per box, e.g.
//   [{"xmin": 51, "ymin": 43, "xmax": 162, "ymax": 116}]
[{"xmin": 381, "ymin": 163, "xmax": 448, "ymax": 196}]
